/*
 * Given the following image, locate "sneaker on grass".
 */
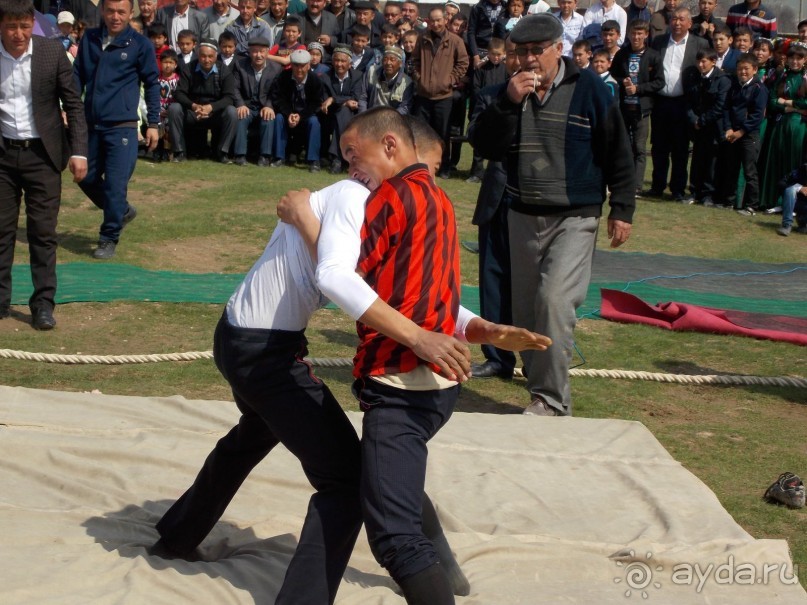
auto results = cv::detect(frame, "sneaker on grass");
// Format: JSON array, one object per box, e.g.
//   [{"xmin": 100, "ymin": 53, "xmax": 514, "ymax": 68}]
[{"xmin": 763, "ymin": 472, "xmax": 805, "ymax": 509}]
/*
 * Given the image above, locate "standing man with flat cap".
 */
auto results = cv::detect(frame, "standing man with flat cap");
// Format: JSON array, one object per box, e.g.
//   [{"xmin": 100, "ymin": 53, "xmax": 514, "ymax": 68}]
[
  {"xmin": 469, "ymin": 13, "xmax": 635, "ymax": 417},
  {"xmin": 0, "ymin": 0, "xmax": 87, "ymax": 329}
]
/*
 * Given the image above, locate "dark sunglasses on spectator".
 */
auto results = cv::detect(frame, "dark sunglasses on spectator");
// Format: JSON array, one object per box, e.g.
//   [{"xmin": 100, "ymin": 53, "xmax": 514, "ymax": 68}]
[{"xmin": 514, "ymin": 44, "xmax": 554, "ymax": 57}]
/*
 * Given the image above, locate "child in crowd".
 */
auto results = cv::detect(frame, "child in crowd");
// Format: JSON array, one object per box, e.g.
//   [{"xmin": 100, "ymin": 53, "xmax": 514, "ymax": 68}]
[
  {"xmin": 448, "ymin": 13, "xmax": 468, "ymax": 39},
  {"xmin": 686, "ymin": 48, "xmax": 730, "ymax": 205},
  {"xmin": 57, "ymin": 11, "xmax": 77, "ymax": 58},
  {"xmin": 611, "ymin": 18, "xmax": 664, "ymax": 196},
  {"xmin": 753, "ymin": 37, "xmax": 774, "ymax": 78},
  {"xmin": 758, "ymin": 43, "xmax": 807, "ymax": 212},
  {"xmin": 467, "ymin": 36, "xmax": 507, "ymax": 182},
  {"xmin": 732, "ymin": 26, "xmax": 753, "ymax": 53},
  {"xmin": 268, "ymin": 17, "xmax": 306, "ymax": 68},
  {"xmin": 157, "ymin": 49, "xmax": 181, "ymax": 162},
  {"xmin": 592, "ymin": 49, "xmax": 618, "ymax": 96},
  {"xmin": 556, "ymin": 0, "xmax": 585, "ymax": 58},
  {"xmin": 149, "ymin": 23, "xmax": 170, "ymax": 62},
  {"xmin": 572, "ymin": 39, "xmax": 592, "ymax": 70},
  {"xmin": 380, "ymin": 22, "xmax": 401, "ymax": 50},
  {"xmin": 308, "ymin": 41, "xmax": 331, "ymax": 76},
  {"xmin": 600, "ymin": 19, "xmax": 620, "ymax": 60},
  {"xmin": 776, "ymin": 163, "xmax": 807, "ymax": 235},
  {"xmin": 691, "ymin": 0, "xmax": 720, "ymax": 44},
  {"xmin": 176, "ymin": 29, "xmax": 198, "ymax": 65},
  {"xmin": 397, "ymin": 18, "xmax": 413, "ymax": 36},
  {"xmin": 715, "ymin": 53, "xmax": 768, "ymax": 211},
  {"xmin": 712, "ymin": 24, "xmax": 738, "ymax": 73},
  {"xmin": 799, "ymin": 19, "xmax": 807, "ymax": 43},
  {"xmin": 493, "ymin": 0, "xmax": 524, "ymax": 39},
  {"xmin": 348, "ymin": 24, "xmax": 380, "ymax": 72},
  {"xmin": 402, "ymin": 29, "xmax": 418, "ymax": 76},
  {"xmin": 218, "ymin": 31, "xmax": 238, "ymax": 69}
]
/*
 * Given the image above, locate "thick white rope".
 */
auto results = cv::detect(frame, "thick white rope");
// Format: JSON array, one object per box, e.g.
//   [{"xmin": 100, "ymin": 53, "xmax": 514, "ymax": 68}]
[{"xmin": 1, "ymin": 348, "xmax": 804, "ymax": 388}]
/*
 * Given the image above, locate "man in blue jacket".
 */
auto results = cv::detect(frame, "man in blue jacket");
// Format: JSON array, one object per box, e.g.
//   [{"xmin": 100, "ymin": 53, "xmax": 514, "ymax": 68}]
[
  {"xmin": 469, "ymin": 14, "xmax": 635, "ymax": 417},
  {"xmin": 74, "ymin": 0, "xmax": 161, "ymax": 259}
]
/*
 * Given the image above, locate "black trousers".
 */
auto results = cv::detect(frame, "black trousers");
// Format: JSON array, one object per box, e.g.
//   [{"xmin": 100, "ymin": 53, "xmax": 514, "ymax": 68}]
[
  {"xmin": 689, "ymin": 128, "xmax": 718, "ymax": 200},
  {"xmin": 156, "ymin": 313, "xmax": 363, "ymax": 605},
  {"xmin": 478, "ymin": 200, "xmax": 515, "ymax": 372},
  {"xmin": 716, "ymin": 134, "xmax": 760, "ymax": 208},
  {"xmin": 353, "ymin": 377, "xmax": 458, "ymax": 586},
  {"xmin": 0, "ymin": 140, "xmax": 60, "ymax": 311},
  {"xmin": 415, "ymin": 97, "xmax": 453, "ymax": 173},
  {"xmin": 651, "ymin": 96, "xmax": 690, "ymax": 196}
]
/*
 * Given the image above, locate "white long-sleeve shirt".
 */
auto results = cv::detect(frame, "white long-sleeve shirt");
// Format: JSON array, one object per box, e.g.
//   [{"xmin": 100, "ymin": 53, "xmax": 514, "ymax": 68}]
[{"xmin": 227, "ymin": 179, "xmax": 474, "ymax": 338}]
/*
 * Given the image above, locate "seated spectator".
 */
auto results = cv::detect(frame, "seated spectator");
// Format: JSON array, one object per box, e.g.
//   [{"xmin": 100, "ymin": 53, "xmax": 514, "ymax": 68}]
[
  {"xmin": 685, "ymin": 48, "xmax": 730, "ymax": 205},
  {"xmin": 592, "ymin": 49, "xmax": 618, "ymax": 96},
  {"xmin": 177, "ymin": 29, "xmax": 198, "ymax": 65},
  {"xmin": 233, "ymin": 36, "xmax": 281, "ymax": 166},
  {"xmin": 359, "ymin": 44, "xmax": 413, "ymax": 114},
  {"xmin": 572, "ymin": 38, "xmax": 592, "ymax": 70},
  {"xmin": 320, "ymin": 45, "xmax": 362, "ymax": 173},
  {"xmin": 713, "ymin": 24, "xmax": 739, "ymax": 73},
  {"xmin": 149, "ymin": 23, "xmax": 171, "ymax": 61},
  {"xmin": 268, "ymin": 16, "xmax": 305, "ymax": 68},
  {"xmin": 308, "ymin": 41, "xmax": 330, "ymax": 76},
  {"xmin": 168, "ymin": 40, "xmax": 238, "ymax": 163},
  {"xmin": 555, "ymin": 0, "xmax": 585, "ymax": 58},
  {"xmin": 218, "ymin": 30, "xmax": 239, "ymax": 69},
  {"xmin": 269, "ymin": 48, "xmax": 327, "ymax": 171},
  {"xmin": 777, "ymin": 163, "xmax": 807, "ymax": 235},
  {"xmin": 157, "ymin": 49, "xmax": 181, "ymax": 161},
  {"xmin": 226, "ymin": 0, "xmax": 274, "ymax": 56}
]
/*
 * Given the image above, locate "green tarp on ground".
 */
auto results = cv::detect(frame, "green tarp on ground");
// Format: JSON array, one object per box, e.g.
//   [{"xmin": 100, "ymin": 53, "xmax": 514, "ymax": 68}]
[{"xmin": 9, "ymin": 251, "xmax": 807, "ymax": 319}]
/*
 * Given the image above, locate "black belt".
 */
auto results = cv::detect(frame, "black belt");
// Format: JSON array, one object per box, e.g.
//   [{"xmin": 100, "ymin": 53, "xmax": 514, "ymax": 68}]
[{"xmin": 3, "ymin": 137, "xmax": 40, "ymax": 149}]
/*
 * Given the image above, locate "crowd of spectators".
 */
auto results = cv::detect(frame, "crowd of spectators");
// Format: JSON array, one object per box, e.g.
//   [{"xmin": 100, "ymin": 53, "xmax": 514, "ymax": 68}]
[{"xmin": 45, "ymin": 0, "xmax": 807, "ymax": 234}]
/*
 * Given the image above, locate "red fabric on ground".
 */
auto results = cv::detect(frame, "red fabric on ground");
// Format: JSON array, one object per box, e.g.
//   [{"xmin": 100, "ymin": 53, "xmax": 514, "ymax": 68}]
[{"xmin": 600, "ymin": 289, "xmax": 807, "ymax": 346}]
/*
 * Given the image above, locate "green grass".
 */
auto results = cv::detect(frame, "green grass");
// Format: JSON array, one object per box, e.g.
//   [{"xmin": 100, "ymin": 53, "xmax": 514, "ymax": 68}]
[{"xmin": 4, "ymin": 150, "xmax": 807, "ymax": 588}]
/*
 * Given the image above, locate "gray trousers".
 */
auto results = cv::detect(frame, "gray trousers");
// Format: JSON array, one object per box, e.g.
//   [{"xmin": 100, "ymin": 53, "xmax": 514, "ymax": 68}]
[
  {"xmin": 509, "ymin": 212, "xmax": 599, "ymax": 415},
  {"xmin": 168, "ymin": 103, "xmax": 238, "ymax": 155}
]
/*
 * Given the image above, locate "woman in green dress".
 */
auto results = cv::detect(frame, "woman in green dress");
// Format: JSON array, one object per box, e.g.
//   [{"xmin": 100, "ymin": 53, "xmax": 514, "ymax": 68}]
[{"xmin": 758, "ymin": 43, "xmax": 807, "ymax": 212}]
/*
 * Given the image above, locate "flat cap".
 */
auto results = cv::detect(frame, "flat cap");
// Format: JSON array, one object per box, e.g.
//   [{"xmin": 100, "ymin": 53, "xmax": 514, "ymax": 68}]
[
  {"xmin": 509, "ymin": 13, "xmax": 563, "ymax": 45},
  {"xmin": 290, "ymin": 48, "xmax": 312, "ymax": 64},
  {"xmin": 352, "ymin": 1, "xmax": 375, "ymax": 11},
  {"xmin": 383, "ymin": 45, "xmax": 404, "ymax": 60},
  {"xmin": 332, "ymin": 44, "xmax": 352, "ymax": 57},
  {"xmin": 248, "ymin": 35, "xmax": 272, "ymax": 47}
]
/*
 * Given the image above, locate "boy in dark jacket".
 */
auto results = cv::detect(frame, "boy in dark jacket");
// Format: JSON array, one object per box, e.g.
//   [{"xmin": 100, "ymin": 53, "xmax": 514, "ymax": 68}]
[
  {"xmin": 610, "ymin": 19, "xmax": 664, "ymax": 196},
  {"xmin": 685, "ymin": 48, "xmax": 730, "ymax": 204},
  {"xmin": 716, "ymin": 53, "xmax": 769, "ymax": 211},
  {"xmin": 467, "ymin": 36, "xmax": 507, "ymax": 182}
]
